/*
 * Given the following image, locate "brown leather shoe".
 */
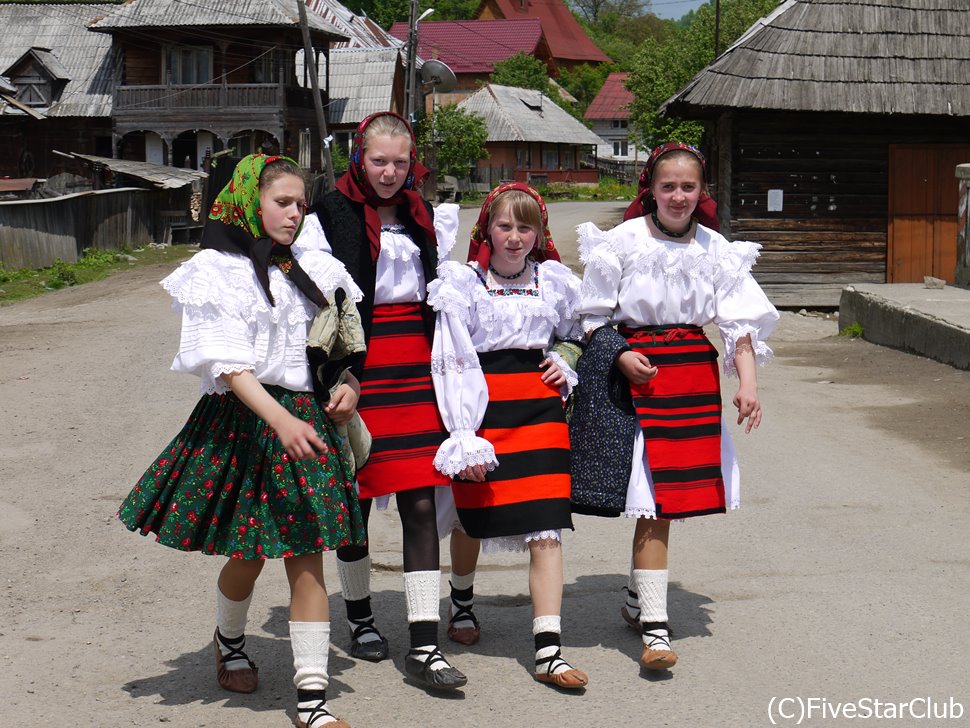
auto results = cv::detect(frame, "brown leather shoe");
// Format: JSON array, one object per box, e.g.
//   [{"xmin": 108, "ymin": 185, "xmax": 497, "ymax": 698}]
[
  {"xmin": 640, "ymin": 644, "xmax": 678, "ymax": 671},
  {"xmin": 447, "ymin": 606, "xmax": 481, "ymax": 646},
  {"xmin": 214, "ymin": 629, "xmax": 258, "ymax": 693},
  {"xmin": 535, "ymin": 649, "xmax": 588, "ymax": 690}
]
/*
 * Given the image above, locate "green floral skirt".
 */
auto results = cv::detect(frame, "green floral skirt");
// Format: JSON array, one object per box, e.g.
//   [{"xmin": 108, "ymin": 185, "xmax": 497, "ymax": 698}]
[{"xmin": 118, "ymin": 386, "xmax": 366, "ymax": 559}]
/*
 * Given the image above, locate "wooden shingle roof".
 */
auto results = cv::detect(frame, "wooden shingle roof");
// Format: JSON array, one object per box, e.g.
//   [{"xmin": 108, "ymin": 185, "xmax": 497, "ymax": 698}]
[
  {"xmin": 663, "ymin": 0, "xmax": 970, "ymax": 117},
  {"xmin": 0, "ymin": 3, "xmax": 116, "ymax": 118},
  {"xmin": 305, "ymin": 0, "xmax": 403, "ymax": 49},
  {"xmin": 89, "ymin": 0, "xmax": 346, "ymax": 41},
  {"xmin": 458, "ymin": 83, "xmax": 604, "ymax": 145}
]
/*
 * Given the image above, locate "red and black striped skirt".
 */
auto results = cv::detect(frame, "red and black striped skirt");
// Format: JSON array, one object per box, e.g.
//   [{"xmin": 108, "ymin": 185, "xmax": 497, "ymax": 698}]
[
  {"xmin": 356, "ymin": 303, "xmax": 451, "ymax": 499},
  {"xmin": 452, "ymin": 348, "xmax": 573, "ymax": 539},
  {"xmin": 620, "ymin": 324, "xmax": 725, "ymax": 519}
]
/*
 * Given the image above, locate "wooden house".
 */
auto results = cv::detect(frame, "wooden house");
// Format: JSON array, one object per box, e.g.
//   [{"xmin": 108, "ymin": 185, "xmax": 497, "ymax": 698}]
[
  {"xmin": 474, "ymin": 0, "xmax": 610, "ymax": 72},
  {"xmin": 88, "ymin": 0, "xmax": 347, "ymax": 171},
  {"xmin": 584, "ymin": 72, "xmax": 643, "ymax": 162},
  {"xmin": 458, "ymin": 83, "xmax": 604, "ymax": 186},
  {"xmin": 0, "ymin": 3, "xmax": 117, "ymax": 179},
  {"xmin": 662, "ymin": 0, "xmax": 970, "ymax": 306}
]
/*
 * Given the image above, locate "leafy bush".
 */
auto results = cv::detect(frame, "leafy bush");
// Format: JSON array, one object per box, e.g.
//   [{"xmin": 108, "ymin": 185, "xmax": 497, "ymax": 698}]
[
  {"xmin": 46, "ymin": 259, "xmax": 78, "ymax": 289},
  {"xmin": 839, "ymin": 322, "xmax": 864, "ymax": 338}
]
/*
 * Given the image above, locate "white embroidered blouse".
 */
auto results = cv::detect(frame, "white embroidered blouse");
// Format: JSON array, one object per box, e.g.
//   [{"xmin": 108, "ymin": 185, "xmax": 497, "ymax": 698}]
[
  {"xmin": 161, "ymin": 248, "xmax": 363, "ymax": 395},
  {"xmin": 427, "ymin": 257, "xmax": 583, "ymax": 476},
  {"xmin": 576, "ymin": 216, "xmax": 779, "ymax": 375},
  {"xmin": 296, "ymin": 204, "xmax": 460, "ymax": 305}
]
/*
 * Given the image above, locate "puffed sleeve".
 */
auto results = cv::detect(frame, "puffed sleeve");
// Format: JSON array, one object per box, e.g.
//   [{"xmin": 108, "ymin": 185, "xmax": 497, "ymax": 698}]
[
  {"xmin": 161, "ymin": 250, "xmax": 261, "ymax": 393},
  {"xmin": 293, "ymin": 212, "xmax": 332, "ymax": 254},
  {"xmin": 575, "ymin": 222, "xmax": 622, "ymax": 336},
  {"xmin": 427, "ymin": 262, "xmax": 498, "ymax": 476},
  {"xmin": 712, "ymin": 238, "xmax": 780, "ymax": 377},
  {"xmin": 540, "ymin": 261, "xmax": 583, "ymax": 396},
  {"xmin": 296, "ymin": 248, "xmax": 365, "ymax": 302},
  {"xmin": 433, "ymin": 203, "xmax": 461, "ymax": 265}
]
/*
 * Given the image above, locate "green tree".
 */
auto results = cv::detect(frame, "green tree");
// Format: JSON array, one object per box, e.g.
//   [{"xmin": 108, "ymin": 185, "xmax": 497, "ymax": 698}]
[
  {"xmin": 557, "ymin": 63, "xmax": 614, "ymax": 118},
  {"xmin": 490, "ymin": 52, "xmax": 551, "ymax": 93},
  {"xmin": 416, "ymin": 103, "xmax": 489, "ymax": 179}
]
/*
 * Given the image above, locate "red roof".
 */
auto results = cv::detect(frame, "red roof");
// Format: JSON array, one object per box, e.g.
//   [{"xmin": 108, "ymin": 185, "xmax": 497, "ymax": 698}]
[
  {"xmin": 477, "ymin": 0, "xmax": 611, "ymax": 64},
  {"xmin": 388, "ymin": 19, "xmax": 543, "ymax": 75},
  {"xmin": 584, "ymin": 72, "xmax": 632, "ymax": 120}
]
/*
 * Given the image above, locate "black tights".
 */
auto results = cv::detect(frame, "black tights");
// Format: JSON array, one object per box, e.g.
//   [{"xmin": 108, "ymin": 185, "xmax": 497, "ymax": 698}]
[{"xmin": 336, "ymin": 487, "xmax": 440, "ymax": 572}]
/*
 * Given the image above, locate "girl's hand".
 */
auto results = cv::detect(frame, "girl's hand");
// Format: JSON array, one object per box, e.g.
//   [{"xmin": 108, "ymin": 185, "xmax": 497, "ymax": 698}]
[
  {"xmin": 539, "ymin": 358, "xmax": 566, "ymax": 387},
  {"xmin": 273, "ymin": 412, "xmax": 328, "ymax": 460},
  {"xmin": 325, "ymin": 383, "xmax": 359, "ymax": 425},
  {"xmin": 457, "ymin": 464, "xmax": 487, "ymax": 482},
  {"xmin": 733, "ymin": 383, "xmax": 762, "ymax": 433},
  {"xmin": 617, "ymin": 350, "xmax": 658, "ymax": 385}
]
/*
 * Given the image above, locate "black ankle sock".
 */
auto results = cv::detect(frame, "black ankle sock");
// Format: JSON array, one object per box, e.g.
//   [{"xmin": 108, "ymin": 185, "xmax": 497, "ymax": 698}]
[
  {"xmin": 297, "ymin": 688, "xmax": 327, "ymax": 703},
  {"xmin": 534, "ymin": 631, "xmax": 561, "ymax": 652},
  {"xmin": 450, "ymin": 584, "xmax": 473, "ymax": 602},
  {"xmin": 345, "ymin": 596, "xmax": 373, "ymax": 622},
  {"xmin": 409, "ymin": 620, "xmax": 438, "ymax": 650}
]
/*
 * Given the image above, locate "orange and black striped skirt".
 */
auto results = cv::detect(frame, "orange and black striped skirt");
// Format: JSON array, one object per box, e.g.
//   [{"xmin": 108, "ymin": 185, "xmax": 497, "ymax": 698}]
[
  {"xmin": 452, "ymin": 348, "xmax": 573, "ymax": 539},
  {"xmin": 620, "ymin": 324, "xmax": 726, "ymax": 519},
  {"xmin": 356, "ymin": 303, "xmax": 451, "ymax": 499}
]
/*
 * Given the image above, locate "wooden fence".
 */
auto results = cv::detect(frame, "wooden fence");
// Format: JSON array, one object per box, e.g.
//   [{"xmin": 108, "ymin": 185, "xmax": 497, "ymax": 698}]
[
  {"xmin": 0, "ymin": 188, "xmax": 156, "ymax": 269},
  {"xmin": 958, "ymin": 164, "xmax": 970, "ymax": 288}
]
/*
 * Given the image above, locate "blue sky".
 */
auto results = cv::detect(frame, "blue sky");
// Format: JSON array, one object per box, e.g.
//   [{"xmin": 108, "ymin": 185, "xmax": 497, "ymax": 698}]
[{"xmin": 650, "ymin": 0, "xmax": 708, "ymax": 19}]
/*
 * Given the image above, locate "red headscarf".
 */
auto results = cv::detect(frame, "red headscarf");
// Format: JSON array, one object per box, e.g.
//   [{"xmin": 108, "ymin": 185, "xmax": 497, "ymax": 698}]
[
  {"xmin": 466, "ymin": 182, "xmax": 561, "ymax": 270},
  {"xmin": 335, "ymin": 111, "xmax": 437, "ymax": 263},
  {"xmin": 623, "ymin": 141, "xmax": 720, "ymax": 231}
]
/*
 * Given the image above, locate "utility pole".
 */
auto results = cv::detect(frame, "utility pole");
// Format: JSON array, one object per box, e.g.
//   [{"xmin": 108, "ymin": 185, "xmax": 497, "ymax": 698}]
[
  {"xmin": 404, "ymin": 0, "xmax": 419, "ymax": 122},
  {"xmin": 297, "ymin": 0, "xmax": 335, "ymax": 190}
]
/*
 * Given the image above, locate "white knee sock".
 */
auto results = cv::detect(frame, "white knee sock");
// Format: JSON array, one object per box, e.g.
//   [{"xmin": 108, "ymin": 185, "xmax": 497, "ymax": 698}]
[
  {"xmin": 290, "ymin": 621, "xmax": 338, "ymax": 727},
  {"xmin": 336, "ymin": 555, "xmax": 371, "ymax": 602},
  {"xmin": 633, "ymin": 569, "xmax": 670, "ymax": 651},
  {"xmin": 404, "ymin": 570, "xmax": 441, "ymax": 624},
  {"xmin": 625, "ymin": 564, "xmax": 640, "ymax": 617},
  {"xmin": 216, "ymin": 588, "xmax": 253, "ymax": 670}
]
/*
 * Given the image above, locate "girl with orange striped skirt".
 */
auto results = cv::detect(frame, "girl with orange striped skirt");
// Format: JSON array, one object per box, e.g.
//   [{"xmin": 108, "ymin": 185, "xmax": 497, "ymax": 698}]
[
  {"xmin": 298, "ymin": 112, "xmax": 467, "ymax": 691},
  {"xmin": 429, "ymin": 183, "xmax": 588, "ymax": 689},
  {"xmin": 575, "ymin": 142, "xmax": 779, "ymax": 672}
]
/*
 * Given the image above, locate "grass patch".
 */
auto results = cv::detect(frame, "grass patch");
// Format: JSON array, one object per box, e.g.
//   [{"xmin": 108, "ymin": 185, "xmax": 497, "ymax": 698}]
[
  {"xmin": 839, "ymin": 321, "xmax": 865, "ymax": 338},
  {"xmin": 460, "ymin": 178, "xmax": 638, "ymax": 205},
  {"xmin": 0, "ymin": 244, "xmax": 196, "ymax": 305}
]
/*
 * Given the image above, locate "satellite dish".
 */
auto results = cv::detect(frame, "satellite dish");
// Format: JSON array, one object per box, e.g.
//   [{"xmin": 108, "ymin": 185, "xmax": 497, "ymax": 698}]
[{"xmin": 420, "ymin": 59, "xmax": 457, "ymax": 94}]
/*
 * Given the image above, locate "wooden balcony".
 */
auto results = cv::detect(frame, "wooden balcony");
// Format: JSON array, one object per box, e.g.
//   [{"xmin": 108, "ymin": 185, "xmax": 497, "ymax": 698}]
[{"xmin": 114, "ymin": 83, "xmax": 319, "ymax": 112}]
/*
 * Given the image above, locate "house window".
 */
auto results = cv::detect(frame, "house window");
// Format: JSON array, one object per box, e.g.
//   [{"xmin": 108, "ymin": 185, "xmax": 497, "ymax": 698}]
[
  {"xmin": 611, "ymin": 119, "xmax": 628, "ymax": 129},
  {"xmin": 613, "ymin": 140, "xmax": 629, "ymax": 157},
  {"xmin": 253, "ymin": 50, "xmax": 275, "ymax": 84},
  {"xmin": 169, "ymin": 46, "xmax": 212, "ymax": 85},
  {"xmin": 542, "ymin": 147, "xmax": 558, "ymax": 169}
]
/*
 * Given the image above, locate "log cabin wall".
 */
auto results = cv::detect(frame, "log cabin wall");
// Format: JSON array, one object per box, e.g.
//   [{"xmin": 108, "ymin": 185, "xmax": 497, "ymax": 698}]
[
  {"xmin": 721, "ymin": 111, "xmax": 970, "ymax": 307},
  {"xmin": 121, "ymin": 41, "xmax": 162, "ymax": 85}
]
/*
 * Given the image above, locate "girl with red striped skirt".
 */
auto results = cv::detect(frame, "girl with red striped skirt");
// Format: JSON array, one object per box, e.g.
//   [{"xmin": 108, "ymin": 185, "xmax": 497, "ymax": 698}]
[
  {"xmin": 298, "ymin": 112, "xmax": 467, "ymax": 691},
  {"xmin": 575, "ymin": 142, "xmax": 779, "ymax": 672},
  {"xmin": 429, "ymin": 183, "xmax": 589, "ymax": 689}
]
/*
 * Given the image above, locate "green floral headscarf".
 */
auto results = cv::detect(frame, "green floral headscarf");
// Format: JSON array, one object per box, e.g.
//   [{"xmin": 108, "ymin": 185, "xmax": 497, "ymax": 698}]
[{"xmin": 202, "ymin": 153, "xmax": 323, "ymax": 307}]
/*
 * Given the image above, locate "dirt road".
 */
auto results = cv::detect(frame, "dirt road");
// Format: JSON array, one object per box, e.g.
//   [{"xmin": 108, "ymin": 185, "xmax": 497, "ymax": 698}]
[{"xmin": 2, "ymin": 203, "xmax": 968, "ymax": 726}]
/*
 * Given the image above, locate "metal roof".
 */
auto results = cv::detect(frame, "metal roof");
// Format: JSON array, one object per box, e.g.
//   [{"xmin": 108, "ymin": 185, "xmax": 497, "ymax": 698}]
[
  {"xmin": 663, "ymin": 0, "xmax": 970, "ymax": 118},
  {"xmin": 327, "ymin": 47, "xmax": 401, "ymax": 125},
  {"xmin": 88, "ymin": 0, "xmax": 346, "ymax": 41},
  {"xmin": 305, "ymin": 0, "xmax": 403, "ymax": 49},
  {"xmin": 388, "ymin": 19, "xmax": 543, "ymax": 75},
  {"xmin": 477, "ymin": 0, "xmax": 610, "ymax": 64},
  {"xmin": 0, "ymin": 3, "xmax": 116, "ymax": 118},
  {"xmin": 68, "ymin": 153, "xmax": 207, "ymax": 189},
  {"xmin": 584, "ymin": 72, "xmax": 631, "ymax": 121},
  {"xmin": 458, "ymin": 83, "xmax": 604, "ymax": 145}
]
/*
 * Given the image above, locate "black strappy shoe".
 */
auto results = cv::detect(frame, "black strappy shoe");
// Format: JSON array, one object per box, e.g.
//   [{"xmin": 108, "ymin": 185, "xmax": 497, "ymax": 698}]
[
  {"xmin": 213, "ymin": 629, "xmax": 258, "ymax": 693},
  {"xmin": 348, "ymin": 616, "xmax": 389, "ymax": 661},
  {"xmin": 294, "ymin": 688, "xmax": 351, "ymax": 728},
  {"xmin": 404, "ymin": 646, "xmax": 468, "ymax": 691}
]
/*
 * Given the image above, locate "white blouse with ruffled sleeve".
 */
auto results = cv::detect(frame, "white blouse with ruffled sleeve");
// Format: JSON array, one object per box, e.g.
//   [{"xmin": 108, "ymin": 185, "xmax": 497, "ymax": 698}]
[
  {"xmin": 576, "ymin": 216, "xmax": 779, "ymax": 376},
  {"xmin": 295, "ymin": 204, "xmax": 460, "ymax": 305},
  {"xmin": 427, "ymin": 258, "xmax": 583, "ymax": 476},
  {"xmin": 161, "ymin": 248, "xmax": 363, "ymax": 396}
]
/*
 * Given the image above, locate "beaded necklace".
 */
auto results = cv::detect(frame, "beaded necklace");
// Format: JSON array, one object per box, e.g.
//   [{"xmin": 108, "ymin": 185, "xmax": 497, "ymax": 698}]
[
  {"xmin": 473, "ymin": 261, "xmax": 540, "ymax": 297},
  {"xmin": 488, "ymin": 260, "xmax": 529, "ymax": 280},
  {"xmin": 651, "ymin": 211, "xmax": 692, "ymax": 239}
]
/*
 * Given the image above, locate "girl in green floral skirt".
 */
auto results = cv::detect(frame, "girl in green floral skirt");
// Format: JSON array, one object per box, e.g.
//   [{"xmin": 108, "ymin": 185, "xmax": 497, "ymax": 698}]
[{"xmin": 118, "ymin": 154, "xmax": 365, "ymax": 728}]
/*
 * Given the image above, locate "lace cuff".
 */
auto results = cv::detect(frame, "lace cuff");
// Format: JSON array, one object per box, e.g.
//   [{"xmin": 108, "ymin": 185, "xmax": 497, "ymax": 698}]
[
  {"xmin": 431, "ymin": 350, "xmax": 481, "ymax": 375},
  {"xmin": 722, "ymin": 326, "xmax": 774, "ymax": 377},
  {"xmin": 433, "ymin": 431, "xmax": 499, "ymax": 476},
  {"xmin": 546, "ymin": 350, "xmax": 579, "ymax": 398}
]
